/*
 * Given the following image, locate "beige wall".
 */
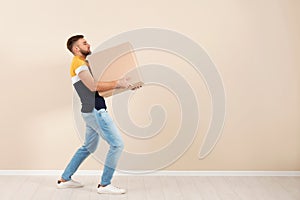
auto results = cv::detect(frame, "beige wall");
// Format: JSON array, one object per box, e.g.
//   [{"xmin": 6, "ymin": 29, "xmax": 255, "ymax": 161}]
[{"xmin": 0, "ymin": 0, "xmax": 299, "ymax": 170}]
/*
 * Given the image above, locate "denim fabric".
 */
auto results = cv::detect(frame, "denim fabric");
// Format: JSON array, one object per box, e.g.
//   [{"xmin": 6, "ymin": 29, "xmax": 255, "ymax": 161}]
[{"xmin": 61, "ymin": 108, "xmax": 124, "ymax": 186}]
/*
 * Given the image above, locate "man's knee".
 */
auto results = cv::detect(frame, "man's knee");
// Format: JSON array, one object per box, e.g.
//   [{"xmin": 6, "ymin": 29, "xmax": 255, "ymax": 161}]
[
  {"xmin": 78, "ymin": 146, "xmax": 91, "ymax": 155},
  {"xmin": 113, "ymin": 140, "xmax": 124, "ymax": 151},
  {"xmin": 85, "ymin": 141, "xmax": 99, "ymax": 153},
  {"xmin": 84, "ymin": 136, "xmax": 99, "ymax": 153}
]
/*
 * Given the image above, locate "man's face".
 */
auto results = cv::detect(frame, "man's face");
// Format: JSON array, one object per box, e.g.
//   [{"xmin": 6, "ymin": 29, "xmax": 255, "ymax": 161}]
[{"xmin": 75, "ymin": 38, "xmax": 91, "ymax": 56}]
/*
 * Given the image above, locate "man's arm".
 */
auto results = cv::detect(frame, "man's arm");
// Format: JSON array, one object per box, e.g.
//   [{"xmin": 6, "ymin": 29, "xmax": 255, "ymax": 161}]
[{"xmin": 78, "ymin": 70, "xmax": 130, "ymax": 92}]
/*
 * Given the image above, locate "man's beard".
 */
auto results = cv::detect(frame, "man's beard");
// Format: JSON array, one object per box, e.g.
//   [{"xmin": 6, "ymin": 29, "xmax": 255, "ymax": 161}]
[{"xmin": 80, "ymin": 49, "xmax": 91, "ymax": 57}]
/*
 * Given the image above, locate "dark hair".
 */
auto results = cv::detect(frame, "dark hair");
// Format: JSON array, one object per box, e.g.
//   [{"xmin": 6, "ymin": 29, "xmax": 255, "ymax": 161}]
[{"xmin": 66, "ymin": 35, "xmax": 84, "ymax": 53}]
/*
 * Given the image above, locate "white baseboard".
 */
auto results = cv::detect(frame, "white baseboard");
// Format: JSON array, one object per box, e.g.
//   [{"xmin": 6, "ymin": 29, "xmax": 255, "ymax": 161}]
[{"xmin": 0, "ymin": 170, "xmax": 299, "ymax": 176}]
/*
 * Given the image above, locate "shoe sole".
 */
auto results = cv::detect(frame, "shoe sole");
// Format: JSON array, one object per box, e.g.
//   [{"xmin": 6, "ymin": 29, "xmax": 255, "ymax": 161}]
[
  {"xmin": 97, "ymin": 192, "xmax": 126, "ymax": 195},
  {"xmin": 57, "ymin": 185, "xmax": 84, "ymax": 189}
]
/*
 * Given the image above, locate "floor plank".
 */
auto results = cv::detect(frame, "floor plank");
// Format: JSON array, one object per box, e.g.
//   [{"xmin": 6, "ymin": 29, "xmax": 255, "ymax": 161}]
[
  {"xmin": 237, "ymin": 176, "xmax": 290, "ymax": 200},
  {"xmin": 0, "ymin": 176, "xmax": 28, "ymax": 200},
  {"xmin": 257, "ymin": 176, "xmax": 297, "ymax": 200},
  {"xmin": 176, "ymin": 176, "xmax": 203, "ymax": 200},
  {"xmin": 10, "ymin": 176, "xmax": 44, "ymax": 200},
  {"xmin": 193, "ymin": 176, "xmax": 220, "ymax": 200},
  {"xmin": 144, "ymin": 176, "xmax": 165, "ymax": 200},
  {"xmin": 273, "ymin": 176, "xmax": 300, "ymax": 200},
  {"xmin": 31, "ymin": 176, "xmax": 56, "ymax": 200},
  {"xmin": 127, "ymin": 176, "xmax": 146, "ymax": 200},
  {"xmin": 160, "ymin": 176, "xmax": 183, "ymax": 200},
  {"xmin": 207, "ymin": 176, "xmax": 240, "ymax": 200},
  {"xmin": 234, "ymin": 176, "xmax": 266, "ymax": 200}
]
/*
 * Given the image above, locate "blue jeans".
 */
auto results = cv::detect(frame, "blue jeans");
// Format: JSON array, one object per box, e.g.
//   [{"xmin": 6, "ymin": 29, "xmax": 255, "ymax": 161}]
[{"xmin": 61, "ymin": 108, "xmax": 124, "ymax": 186}]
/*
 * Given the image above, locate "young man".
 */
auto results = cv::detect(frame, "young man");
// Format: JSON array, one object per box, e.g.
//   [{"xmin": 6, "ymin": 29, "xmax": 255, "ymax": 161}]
[{"xmin": 57, "ymin": 35, "xmax": 133, "ymax": 194}]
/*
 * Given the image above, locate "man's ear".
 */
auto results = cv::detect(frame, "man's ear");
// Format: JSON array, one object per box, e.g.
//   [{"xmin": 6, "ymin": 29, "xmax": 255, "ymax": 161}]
[{"xmin": 72, "ymin": 45, "xmax": 80, "ymax": 53}]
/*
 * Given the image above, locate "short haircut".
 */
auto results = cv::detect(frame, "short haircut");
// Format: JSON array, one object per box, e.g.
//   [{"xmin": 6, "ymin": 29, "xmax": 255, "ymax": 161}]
[{"xmin": 66, "ymin": 35, "xmax": 84, "ymax": 53}]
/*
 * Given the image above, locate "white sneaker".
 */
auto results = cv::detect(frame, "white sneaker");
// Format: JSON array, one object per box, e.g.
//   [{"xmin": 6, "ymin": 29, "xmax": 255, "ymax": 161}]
[
  {"xmin": 56, "ymin": 179, "xmax": 84, "ymax": 189},
  {"xmin": 97, "ymin": 184, "xmax": 126, "ymax": 194}
]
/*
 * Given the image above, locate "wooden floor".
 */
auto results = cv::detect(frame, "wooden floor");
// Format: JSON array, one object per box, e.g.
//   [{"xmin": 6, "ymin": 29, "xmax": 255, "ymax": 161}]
[{"xmin": 0, "ymin": 175, "xmax": 299, "ymax": 200}]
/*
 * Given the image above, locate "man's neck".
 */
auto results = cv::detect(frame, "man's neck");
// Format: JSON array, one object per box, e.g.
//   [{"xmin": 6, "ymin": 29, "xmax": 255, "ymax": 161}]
[{"xmin": 74, "ymin": 53, "xmax": 86, "ymax": 60}]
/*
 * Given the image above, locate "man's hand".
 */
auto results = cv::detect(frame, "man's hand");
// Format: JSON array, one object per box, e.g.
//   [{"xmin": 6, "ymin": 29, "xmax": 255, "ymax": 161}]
[{"xmin": 116, "ymin": 77, "xmax": 131, "ymax": 89}]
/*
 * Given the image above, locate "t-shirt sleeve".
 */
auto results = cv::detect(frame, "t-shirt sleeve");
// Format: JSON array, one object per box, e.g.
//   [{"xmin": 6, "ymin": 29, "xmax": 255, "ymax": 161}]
[{"xmin": 75, "ymin": 65, "xmax": 89, "ymax": 75}]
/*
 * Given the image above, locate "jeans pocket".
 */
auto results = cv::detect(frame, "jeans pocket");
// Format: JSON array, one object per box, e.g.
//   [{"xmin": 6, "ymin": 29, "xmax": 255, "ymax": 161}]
[{"xmin": 99, "ymin": 112, "xmax": 113, "ymax": 127}]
